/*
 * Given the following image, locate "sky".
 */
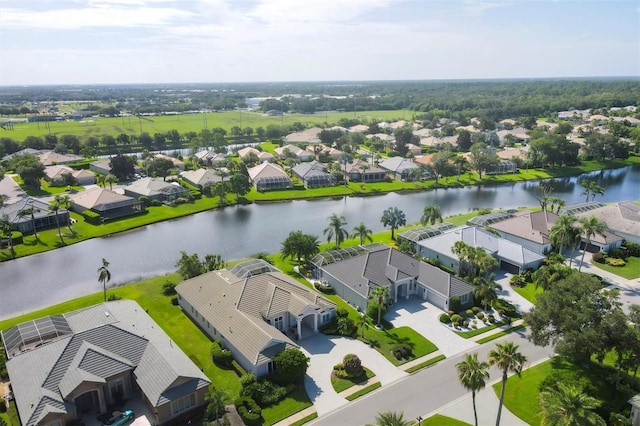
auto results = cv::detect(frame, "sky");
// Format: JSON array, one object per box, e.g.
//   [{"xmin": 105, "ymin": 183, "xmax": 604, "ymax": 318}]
[{"xmin": 0, "ymin": 0, "xmax": 638, "ymax": 86}]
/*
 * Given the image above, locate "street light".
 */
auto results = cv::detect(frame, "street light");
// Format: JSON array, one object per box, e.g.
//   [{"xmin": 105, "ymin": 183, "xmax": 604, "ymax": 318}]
[{"xmin": 416, "ymin": 416, "xmax": 422, "ymax": 426}]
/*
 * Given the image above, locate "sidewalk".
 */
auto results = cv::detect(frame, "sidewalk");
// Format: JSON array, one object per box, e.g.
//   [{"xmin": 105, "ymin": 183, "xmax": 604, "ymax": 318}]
[{"xmin": 469, "ymin": 319, "xmax": 526, "ymax": 343}]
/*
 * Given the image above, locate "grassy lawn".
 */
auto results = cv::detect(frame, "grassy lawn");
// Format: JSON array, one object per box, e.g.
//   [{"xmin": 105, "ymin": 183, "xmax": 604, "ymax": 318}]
[
  {"xmin": 475, "ymin": 324, "xmax": 526, "ymax": 344},
  {"xmin": 359, "ymin": 324, "xmax": 438, "ymax": 366},
  {"xmin": 345, "ymin": 382, "xmax": 381, "ymax": 401},
  {"xmin": 590, "ymin": 256, "xmax": 640, "ymax": 280},
  {"xmin": 289, "ymin": 412, "xmax": 318, "ymax": 426},
  {"xmin": 513, "ymin": 283, "xmax": 544, "ymax": 304},
  {"xmin": 420, "ymin": 414, "xmax": 470, "ymax": 426},
  {"xmin": 261, "ymin": 387, "xmax": 313, "ymax": 426},
  {"xmin": 331, "ymin": 367, "xmax": 375, "ymax": 393},
  {"xmin": 454, "ymin": 318, "xmax": 512, "ymax": 338},
  {"xmin": 0, "ymin": 412, "xmax": 9, "ymax": 426},
  {"xmin": 494, "ymin": 356, "xmax": 639, "ymax": 426},
  {"xmin": 405, "ymin": 354, "xmax": 446, "ymax": 374}
]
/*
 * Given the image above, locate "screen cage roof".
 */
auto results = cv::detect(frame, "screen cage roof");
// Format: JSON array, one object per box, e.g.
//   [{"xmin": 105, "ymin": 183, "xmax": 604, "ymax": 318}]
[
  {"xmin": 559, "ymin": 202, "xmax": 605, "ymax": 216},
  {"xmin": 311, "ymin": 246, "xmax": 369, "ymax": 267},
  {"xmin": 2, "ymin": 315, "xmax": 72, "ymax": 358},
  {"xmin": 397, "ymin": 222, "xmax": 457, "ymax": 242},
  {"xmin": 229, "ymin": 258, "xmax": 280, "ymax": 279},
  {"xmin": 467, "ymin": 211, "xmax": 516, "ymax": 227}
]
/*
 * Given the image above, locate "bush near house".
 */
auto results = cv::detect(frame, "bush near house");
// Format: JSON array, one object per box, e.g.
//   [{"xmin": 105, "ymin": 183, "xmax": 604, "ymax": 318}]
[
  {"xmin": 240, "ymin": 374, "xmax": 290, "ymax": 406},
  {"xmin": 81, "ymin": 209, "xmax": 101, "ymax": 224},
  {"xmin": 493, "ymin": 298, "xmax": 519, "ymax": 318},
  {"xmin": 342, "ymin": 354, "xmax": 363, "ymax": 377},
  {"xmin": 392, "ymin": 344, "xmax": 412, "ymax": 361},
  {"xmin": 235, "ymin": 397, "xmax": 262, "ymax": 426},
  {"xmin": 592, "ymin": 252, "xmax": 606, "ymax": 263},
  {"xmin": 439, "ymin": 313, "xmax": 451, "ymax": 323},
  {"xmin": 211, "ymin": 341, "xmax": 233, "ymax": 367},
  {"xmin": 624, "ymin": 241, "xmax": 640, "ymax": 257},
  {"xmin": 607, "ymin": 258, "xmax": 626, "ymax": 267}
]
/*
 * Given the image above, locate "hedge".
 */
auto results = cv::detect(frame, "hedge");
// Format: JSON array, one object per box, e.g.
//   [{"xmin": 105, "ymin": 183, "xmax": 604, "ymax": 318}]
[
  {"xmin": 235, "ymin": 397, "xmax": 262, "ymax": 426},
  {"xmin": 81, "ymin": 209, "xmax": 101, "ymax": 224}
]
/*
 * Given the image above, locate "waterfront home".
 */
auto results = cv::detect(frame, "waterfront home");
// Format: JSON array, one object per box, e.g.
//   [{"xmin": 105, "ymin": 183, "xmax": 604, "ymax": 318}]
[
  {"xmin": 69, "ymin": 187, "xmax": 144, "ymax": 220},
  {"xmin": 176, "ymin": 259, "xmax": 336, "ymax": 376},
  {"xmin": 124, "ymin": 177, "xmax": 189, "ymax": 203},
  {"xmin": 291, "ymin": 161, "xmax": 337, "ymax": 188},
  {"xmin": 248, "ymin": 162, "xmax": 293, "ymax": 191}
]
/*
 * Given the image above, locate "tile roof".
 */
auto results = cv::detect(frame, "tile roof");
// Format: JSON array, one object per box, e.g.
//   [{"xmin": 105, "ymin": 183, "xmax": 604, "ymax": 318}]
[
  {"xmin": 180, "ymin": 168, "xmax": 224, "ymax": 187},
  {"xmin": 572, "ymin": 201, "xmax": 640, "ymax": 241},
  {"xmin": 489, "ymin": 210, "xmax": 557, "ymax": 244},
  {"xmin": 125, "ymin": 177, "xmax": 187, "ymax": 197},
  {"xmin": 70, "ymin": 187, "xmax": 136, "ymax": 211},
  {"xmin": 248, "ymin": 162, "xmax": 289, "ymax": 181},
  {"xmin": 378, "ymin": 157, "xmax": 418, "ymax": 173}
]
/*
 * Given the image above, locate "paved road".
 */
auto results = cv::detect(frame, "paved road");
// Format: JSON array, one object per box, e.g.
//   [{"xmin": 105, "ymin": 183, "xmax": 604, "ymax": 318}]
[{"xmin": 309, "ymin": 332, "xmax": 554, "ymax": 426}]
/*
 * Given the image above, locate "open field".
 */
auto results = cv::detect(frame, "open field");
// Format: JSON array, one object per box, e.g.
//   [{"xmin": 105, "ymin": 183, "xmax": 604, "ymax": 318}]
[{"xmin": 1, "ymin": 110, "xmax": 409, "ymax": 141}]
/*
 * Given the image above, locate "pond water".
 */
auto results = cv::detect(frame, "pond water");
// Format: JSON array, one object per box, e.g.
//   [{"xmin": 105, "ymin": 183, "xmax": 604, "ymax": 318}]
[{"xmin": 1, "ymin": 165, "xmax": 638, "ymax": 319}]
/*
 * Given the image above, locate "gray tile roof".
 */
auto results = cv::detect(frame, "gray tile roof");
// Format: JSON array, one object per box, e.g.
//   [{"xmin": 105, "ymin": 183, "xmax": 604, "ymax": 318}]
[
  {"xmin": 489, "ymin": 210, "xmax": 557, "ymax": 244},
  {"xmin": 378, "ymin": 157, "xmax": 419, "ymax": 173},
  {"xmin": 5, "ymin": 301, "xmax": 209, "ymax": 426}
]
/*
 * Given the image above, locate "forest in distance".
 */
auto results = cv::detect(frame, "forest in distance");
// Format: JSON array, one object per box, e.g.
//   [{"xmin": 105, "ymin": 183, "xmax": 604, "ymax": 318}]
[{"xmin": 1, "ymin": 78, "xmax": 640, "ymax": 122}]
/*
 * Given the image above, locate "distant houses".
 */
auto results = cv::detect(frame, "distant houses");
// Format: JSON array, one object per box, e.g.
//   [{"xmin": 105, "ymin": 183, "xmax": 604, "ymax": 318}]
[{"xmin": 248, "ymin": 163, "xmax": 293, "ymax": 191}]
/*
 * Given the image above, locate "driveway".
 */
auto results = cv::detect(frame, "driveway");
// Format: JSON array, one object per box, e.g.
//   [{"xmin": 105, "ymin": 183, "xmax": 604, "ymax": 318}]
[
  {"xmin": 385, "ymin": 297, "xmax": 479, "ymax": 357},
  {"xmin": 493, "ymin": 271, "xmax": 535, "ymax": 313},
  {"xmin": 299, "ymin": 334, "xmax": 407, "ymax": 417}
]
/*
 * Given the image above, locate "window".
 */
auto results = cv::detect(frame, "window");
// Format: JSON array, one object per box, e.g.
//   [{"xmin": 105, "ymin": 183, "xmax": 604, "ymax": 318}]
[
  {"xmin": 273, "ymin": 316, "xmax": 284, "ymax": 331},
  {"xmin": 109, "ymin": 378, "xmax": 124, "ymax": 401},
  {"xmin": 460, "ymin": 293, "xmax": 469, "ymax": 304},
  {"xmin": 322, "ymin": 313, "xmax": 331, "ymax": 324},
  {"xmin": 171, "ymin": 393, "xmax": 197, "ymax": 416},
  {"xmin": 268, "ymin": 361, "xmax": 277, "ymax": 373}
]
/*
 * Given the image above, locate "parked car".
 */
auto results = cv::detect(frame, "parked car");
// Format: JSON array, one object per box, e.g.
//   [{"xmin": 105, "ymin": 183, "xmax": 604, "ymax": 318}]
[{"xmin": 102, "ymin": 409, "xmax": 135, "ymax": 426}]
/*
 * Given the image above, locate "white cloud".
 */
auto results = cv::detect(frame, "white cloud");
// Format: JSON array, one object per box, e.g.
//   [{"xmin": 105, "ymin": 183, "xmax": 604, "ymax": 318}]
[{"xmin": 462, "ymin": 0, "xmax": 510, "ymax": 16}]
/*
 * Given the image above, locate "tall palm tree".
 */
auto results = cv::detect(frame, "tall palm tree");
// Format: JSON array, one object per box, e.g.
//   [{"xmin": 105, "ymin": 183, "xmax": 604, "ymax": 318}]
[
  {"xmin": 453, "ymin": 155, "xmax": 468, "ymax": 182},
  {"xmin": 55, "ymin": 194, "xmax": 74, "ymax": 234},
  {"xmin": 324, "ymin": 213, "xmax": 349, "ymax": 247},
  {"xmin": 549, "ymin": 214, "xmax": 581, "ymax": 267},
  {"xmin": 421, "ymin": 205, "xmax": 443, "ymax": 226},
  {"xmin": 48, "ymin": 201, "xmax": 64, "ymax": 244},
  {"xmin": 17, "ymin": 205, "xmax": 39, "ymax": 241},
  {"xmin": 365, "ymin": 411, "xmax": 412, "ymax": 426},
  {"xmin": 370, "ymin": 286, "xmax": 390, "ymax": 328},
  {"xmin": 340, "ymin": 152, "xmax": 353, "ymax": 186},
  {"xmin": 473, "ymin": 274, "xmax": 502, "ymax": 311},
  {"xmin": 98, "ymin": 258, "xmax": 112, "ymax": 302},
  {"xmin": 539, "ymin": 383, "xmax": 606, "ymax": 426},
  {"xmin": 580, "ymin": 180, "xmax": 604, "ymax": 203},
  {"xmin": 456, "ymin": 353, "xmax": 490, "ymax": 426},
  {"xmin": 380, "ymin": 207, "xmax": 406, "ymax": 240},
  {"xmin": 351, "ymin": 222, "xmax": 373, "ymax": 245},
  {"xmin": 96, "ymin": 174, "xmax": 106, "ymax": 188},
  {"xmin": 452, "ymin": 240, "xmax": 471, "ymax": 276},
  {"xmin": 578, "ymin": 216, "xmax": 607, "ymax": 272},
  {"xmin": 105, "ymin": 173, "xmax": 118, "ymax": 190},
  {"xmin": 488, "ymin": 342, "xmax": 527, "ymax": 426}
]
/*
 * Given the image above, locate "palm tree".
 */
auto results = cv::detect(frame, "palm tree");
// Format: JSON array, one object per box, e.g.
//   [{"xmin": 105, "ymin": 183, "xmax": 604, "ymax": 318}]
[
  {"xmin": 456, "ymin": 353, "xmax": 490, "ymax": 426},
  {"xmin": 0, "ymin": 214, "xmax": 14, "ymax": 257},
  {"xmin": 96, "ymin": 174, "xmax": 106, "ymax": 188},
  {"xmin": 48, "ymin": 201, "xmax": 64, "ymax": 245},
  {"xmin": 370, "ymin": 286, "xmax": 390, "ymax": 328},
  {"xmin": 421, "ymin": 205, "xmax": 443, "ymax": 226},
  {"xmin": 55, "ymin": 194, "xmax": 74, "ymax": 234},
  {"xmin": 324, "ymin": 213, "xmax": 349, "ymax": 247},
  {"xmin": 473, "ymin": 274, "xmax": 502, "ymax": 311},
  {"xmin": 488, "ymin": 342, "xmax": 527, "ymax": 426},
  {"xmin": 578, "ymin": 216, "xmax": 607, "ymax": 272},
  {"xmin": 17, "ymin": 205, "xmax": 39, "ymax": 241},
  {"xmin": 352, "ymin": 222, "xmax": 373, "ymax": 245},
  {"xmin": 365, "ymin": 411, "xmax": 412, "ymax": 426},
  {"xmin": 105, "ymin": 173, "xmax": 118, "ymax": 190},
  {"xmin": 580, "ymin": 180, "xmax": 604, "ymax": 203},
  {"xmin": 98, "ymin": 258, "xmax": 112, "ymax": 302},
  {"xmin": 380, "ymin": 207, "xmax": 406, "ymax": 240},
  {"xmin": 340, "ymin": 153, "xmax": 353, "ymax": 186},
  {"xmin": 452, "ymin": 240, "xmax": 471, "ymax": 276},
  {"xmin": 539, "ymin": 383, "xmax": 606, "ymax": 426},
  {"xmin": 453, "ymin": 155, "xmax": 468, "ymax": 182},
  {"xmin": 549, "ymin": 214, "xmax": 581, "ymax": 267}
]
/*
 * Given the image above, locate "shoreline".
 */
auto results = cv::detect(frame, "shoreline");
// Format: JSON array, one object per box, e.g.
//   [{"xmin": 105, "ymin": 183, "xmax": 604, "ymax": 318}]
[{"xmin": 1, "ymin": 157, "xmax": 638, "ymax": 262}]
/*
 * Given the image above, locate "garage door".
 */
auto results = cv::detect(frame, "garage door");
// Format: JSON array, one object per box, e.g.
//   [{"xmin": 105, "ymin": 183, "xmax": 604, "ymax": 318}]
[
  {"xmin": 500, "ymin": 260, "xmax": 520, "ymax": 274},
  {"xmin": 426, "ymin": 289, "xmax": 445, "ymax": 310}
]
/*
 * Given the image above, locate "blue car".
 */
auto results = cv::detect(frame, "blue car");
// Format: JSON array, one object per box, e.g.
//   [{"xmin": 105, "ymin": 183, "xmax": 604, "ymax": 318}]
[{"xmin": 102, "ymin": 409, "xmax": 135, "ymax": 426}]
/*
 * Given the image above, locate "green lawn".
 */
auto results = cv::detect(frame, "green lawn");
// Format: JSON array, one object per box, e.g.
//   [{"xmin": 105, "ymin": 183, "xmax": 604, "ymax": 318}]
[
  {"xmin": 331, "ymin": 367, "xmax": 375, "ymax": 393},
  {"xmin": 420, "ymin": 414, "xmax": 470, "ymax": 426},
  {"xmin": 345, "ymin": 382, "xmax": 381, "ymax": 401},
  {"xmin": 590, "ymin": 256, "xmax": 640, "ymax": 280},
  {"xmin": 261, "ymin": 387, "xmax": 313, "ymax": 426},
  {"xmin": 494, "ymin": 356, "xmax": 639, "ymax": 426},
  {"xmin": 289, "ymin": 412, "xmax": 318, "ymax": 426},
  {"xmin": 513, "ymin": 283, "xmax": 544, "ymax": 304},
  {"xmin": 405, "ymin": 354, "xmax": 446, "ymax": 374},
  {"xmin": 454, "ymin": 319, "xmax": 512, "ymax": 338},
  {"xmin": 475, "ymin": 324, "xmax": 526, "ymax": 344}
]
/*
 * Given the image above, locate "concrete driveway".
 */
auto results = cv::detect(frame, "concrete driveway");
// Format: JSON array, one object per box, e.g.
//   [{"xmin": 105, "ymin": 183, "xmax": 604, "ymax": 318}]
[
  {"xmin": 299, "ymin": 334, "xmax": 408, "ymax": 417},
  {"xmin": 493, "ymin": 271, "xmax": 535, "ymax": 313},
  {"xmin": 385, "ymin": 297, "xmax": 479, "ymax": 357}
]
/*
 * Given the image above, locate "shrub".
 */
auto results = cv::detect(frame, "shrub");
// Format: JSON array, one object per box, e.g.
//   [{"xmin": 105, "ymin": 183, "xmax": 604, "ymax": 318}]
[
  {"xmin": 439, "ymin": 313, "xmax": 451, "ymax": 323},
  {"xmin": 241, "ymin": 376, "xmax": 288, "ymax": 406},
  {"xmin": 342, "ymin": 354, "xmax": 363, "ymax": 377},
  {"xmin": 81, "ymin": 209, "xmax": 101, "ymax": 224},
  {"xmin": 488, "ymin": 315, "xmax": 496, "ymax": 323},
  {"xmin": 336, "ymin": 308, "xmax": 349, "ymax": 318},
  {"xmin": 607, "ymin": 258, "xmax": 626, "ymax": 267},
  {"xmin": 150, "ymin": 199, "xmax": 162, "ymax": 206},
  {"xmin": 447, "ymin": 310, "xmax": 455, "ymax": 316},
  {"xmin": 314, "ymin": 281, "xmax": 335, "ymax": 294},
  {"xmin": 476, "ymin": 312, "xmax": 485, "ymax": 320},
  {"xmin": 451, "ymin": 314, "xmax": 462, "ymax": 323},
  {"xmin": 367, "ymin": 301, "xmax": 386, "ymax": 322},
  {"xmin": 235, "ymin": 397, "xmax": 262, "ymax": 426},
  {"xmin": 138, "ymin": 195, "xmax": 150, "ymax": 206},
  {"xmin": 510, "ymin": 274, "xmax": 527, "ymax": 287},
  {"xmin": 162, "ymin": 280, "xmax": 177, "ymax": 295},
  {"xmin": 497, "ymin": 309, "xmax": 504, "ymax": 317},
  {"xmin": 623, "ymin": 241, "xmax": 640, "ymax": 257},
  {"xmin": 592, "ymin": 252, "xmax": 606, "ymax": 263},
  {"xmin": 452, "ymin": 321, "xmax": 460, "ymax": 328},
  {"xmin": 336, "ymin": 316, "xmax": 356, "ymax": 336},
  {"xmin": 463, "ymin": 320, "xmax": 470, "ymax": 327},
  {"xmin": 107, "ymin": 294, "xmax": 121, "ymax": 301},
  {"xmin": 608, "ymin": 248, "xmax": 627, "ymax": 259},
  {"xmin": 466, "ymin": 309, "xmax": 474, "ymax": 317},
  {"xmin": 449, "ymin": 296, "xmax": 462, "ymax": 312},
  {"xmin": 170, "ymin": 296, "xmax": 179, "ymax": 305},
  {"xmin": 0, "ymin": 397, "xmax": 5, "ymax": 413},
  {"xmin": 392, "ymin": 344, "xmax": 412, "ymax": 360},
  {"xmin": 472, "ymin": 306, "xmax": 480, "ymax": 314},
  {"xmin": 211, "ymin": 341, "xmax": 233, "ymax": 366},
  {"xmin": 493, "ymin": 299, "xmax": 518, "ymax": 317},
  {"xmin": 10, "ymin": 231, "xmax": 23, "ymax": 245}
]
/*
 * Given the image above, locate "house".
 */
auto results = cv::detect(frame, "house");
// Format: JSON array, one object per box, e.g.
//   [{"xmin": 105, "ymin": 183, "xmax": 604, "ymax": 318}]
[
  {"xmin": 378, "ymin": 157, "xmax": 420, "ymax": 181},
  {"xmin": 311, "ymin": 244, "xmax": 474, "ymax": 312},
  {"xmin": 44, "ymin": 165, "xmax": 96, "ymax": 186},
  {"xmin": 283, "ymin": 127, "xmax": 322, "ymax": 144},
  {"xmin": 348, "ymin": 124, "xmax": 369, "ymax": 133},
  {"xmin": 274, "ymin": 144, "xmax": 313, "ymax": 162},
  {"xmin": 0, "ymin": 197, "xmax": 69, "ymax": 235},
  {"xmin": 247, "ymin": 162, "xmax": 293, "ymax": 191},
  {"xmin": 629, "ymin": 394, "xmax": 640, "ymax": 426},
  {"xmin": 416, "ymin": 226, "xmax": 545, "ymax": 274},
  {"xmin": 291, "ymin": 161, "xmax": 337, "ymax": 188},
  {"xmin": 1, "ymin": 300, "xmax": 210, "ymax": 426},
  {"xmin": 194, "ymin": 150, "xmax": 227, "ymax": 167},
  {"xmin": 180, "ymin": 168, "xmax": 224, "ymax": 190},
  {"xmin": 1, "ymin": 148, "xmax": 42, "ymax": 162},
  {"xmin": 237, "ymin": 147, "xmax": 275, "ymax": 163},
  {"xmin": 37, "ymin": 151, "xmax": 84, "ymax": 166},
  {"xmin": 306, "ymin": 144, "xmax": 343, "ymax": 161},
  {"xmin": 343, "ymin": 160, "xmax": 387, "ymax": 182},
  {"xmin": 90, "ymin": 160, "xmax": 112, "ymax": 176},
  {"xmin": 69, "ymin": 187, "xmax": 144, "ymax": 220},
  {"xmin": 496, "ymin": 129, "xmax": 530, "ymax": 145},
  {"xmin": 124, "ymin": 177, "xmax": 188, "ymax": 203},
  {"xmin": 482, "ymin": 210, "xmax": 555, "ymax": 255},
  {"xmin": 152, "ymin": 153, "xmax": 185, "ymax": 171},
  {"xmin": 566, "ymin": 201, "xmax": 640, "ymax": 245},
  {"xmin": 406, "ymin": 143, "xmax": 422, "ymax": 156},
  {"xmin": 176, "ymin": 259, "xmax": 336, "ymax": 376}
]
